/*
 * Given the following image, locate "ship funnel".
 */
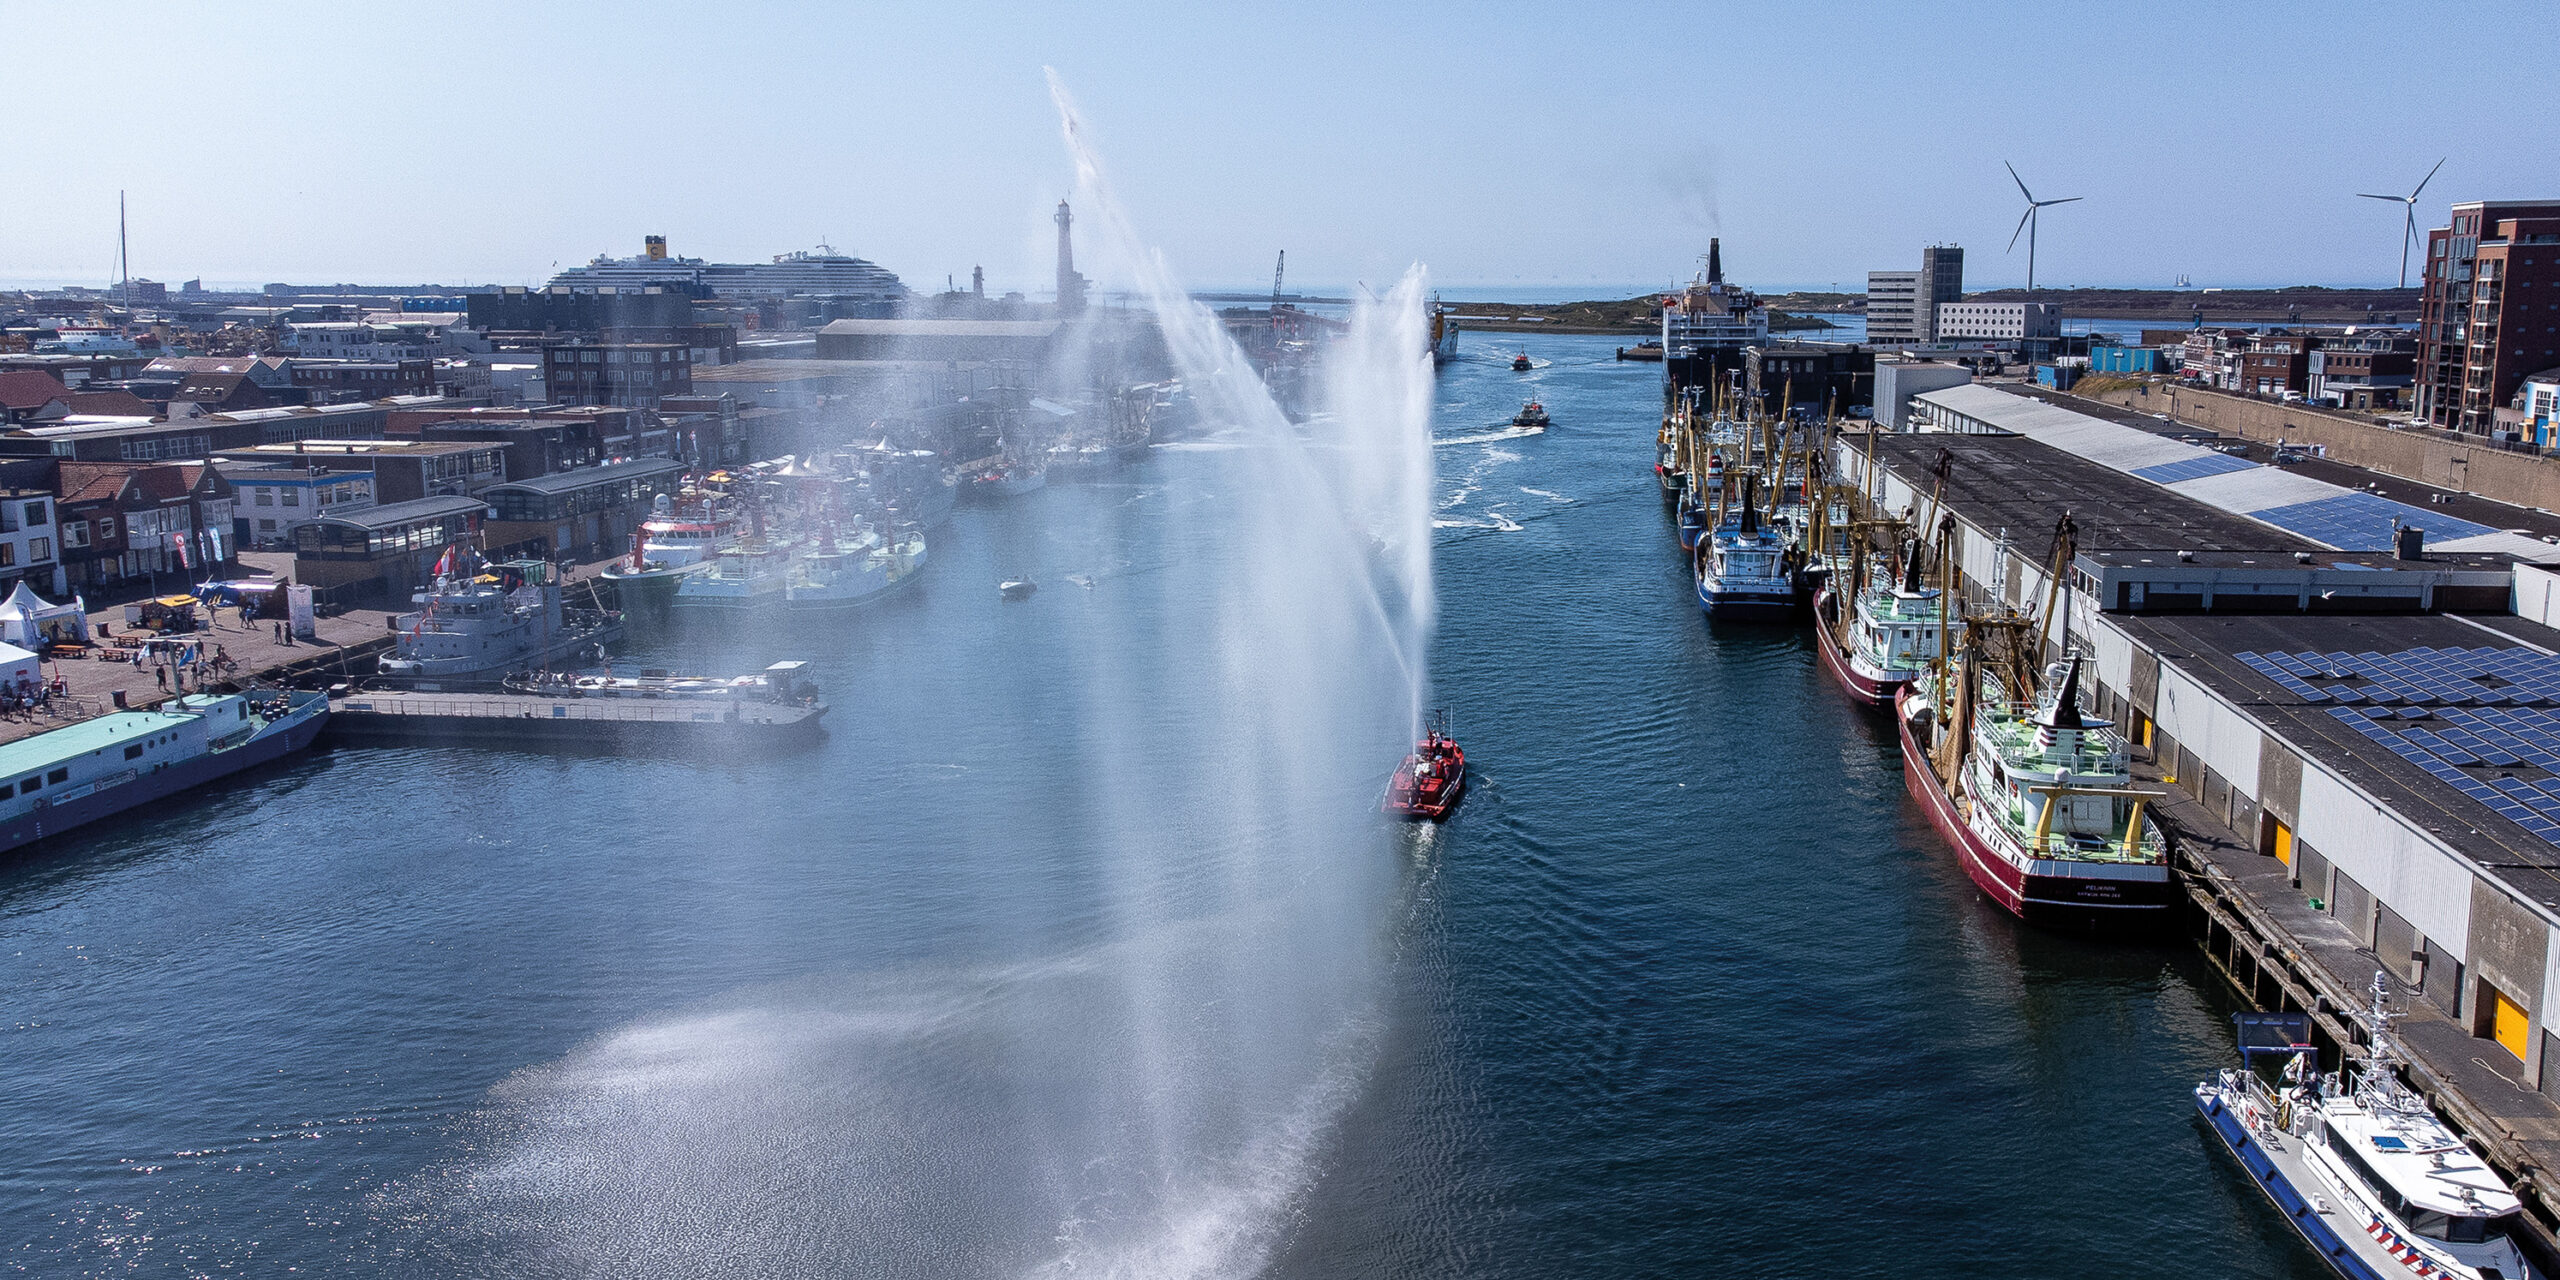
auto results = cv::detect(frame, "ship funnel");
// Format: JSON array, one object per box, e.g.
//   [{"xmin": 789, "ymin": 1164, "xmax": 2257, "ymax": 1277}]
[
  {"xmin": 1738, "ymin": 474, "xmax": 1759, "ymax": 536},
  {"xmin": 1899, "ymin": 541, "xmax": 1927, "ymax": 595},
  {"xmin": 2034, "ymin": 654, "xmax": 2089, "ymax": 751},
  {"xmin": 645, "ymin": 234, "xmax": 668, "ymax": 261},
  {"xmin": 1707, "ymin": 237, "xmax": 1723, "ymax": 285}
]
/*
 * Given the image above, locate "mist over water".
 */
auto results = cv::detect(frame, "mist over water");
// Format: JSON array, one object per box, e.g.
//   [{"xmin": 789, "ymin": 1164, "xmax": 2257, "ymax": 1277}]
[{"xmin": 381, "ymin": 78, "xmax": 1443, "ymax": 1280}]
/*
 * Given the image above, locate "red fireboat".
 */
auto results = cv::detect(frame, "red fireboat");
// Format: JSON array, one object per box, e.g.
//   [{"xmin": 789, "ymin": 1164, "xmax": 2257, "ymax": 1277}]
[{"xmin": 1383, "ymin": 709, "xmax": 1466, "ymax": 821}]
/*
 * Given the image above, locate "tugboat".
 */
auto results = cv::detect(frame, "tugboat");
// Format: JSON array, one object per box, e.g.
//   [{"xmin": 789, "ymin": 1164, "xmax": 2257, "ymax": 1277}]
[
  {"xmin": 1511, "ymin": 401, "xmax": 1551, "ymax": 430},
  {"xmin": 1383, "ymin": 709, "xmax": 1465, "ymax": 821},
  {"xmin": 2197, "ymin": 975, "xmax": 2543, "ymax": 1280},
  {"xmin": 1815, "ymin": 542, "xmax": 1960, "ymax": 708},
  {"xmin": 1511, "ymin": 351, "xmax": 1532, "ymax": 372},
  {"xmin": 1897, "ymin": 651, "xmax": 2175, "ymax": 928},
  {"xmin": 1694, "ymin": 475, "xmax": 1802, "ymax": 621}
]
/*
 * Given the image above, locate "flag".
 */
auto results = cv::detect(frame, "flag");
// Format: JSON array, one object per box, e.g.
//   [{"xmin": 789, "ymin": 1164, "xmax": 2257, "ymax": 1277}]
[
  {"xmin": 432, "ymin": 544, "xmax": 458, "ymax": 578},
  {"xmin": 170, "ymin": 531, "xmax": 190, "ymax": 569}
]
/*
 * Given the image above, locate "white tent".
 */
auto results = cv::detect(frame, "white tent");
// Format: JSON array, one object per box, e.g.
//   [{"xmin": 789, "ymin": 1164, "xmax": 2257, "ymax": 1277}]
[
  {"xmin": 0, "ymin": 641, "xmax": 37, "ymax": 690},
  {"xmin": 0, "ymin": 581, "xmax": 86, "ymax": 650}
]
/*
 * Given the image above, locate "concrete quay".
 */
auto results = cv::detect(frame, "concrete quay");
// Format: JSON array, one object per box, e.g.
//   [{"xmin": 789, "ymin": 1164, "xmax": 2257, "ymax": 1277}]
[{"xmin": 1836, "ymin": 382, "xmax": 2560, "ymax": 1249}]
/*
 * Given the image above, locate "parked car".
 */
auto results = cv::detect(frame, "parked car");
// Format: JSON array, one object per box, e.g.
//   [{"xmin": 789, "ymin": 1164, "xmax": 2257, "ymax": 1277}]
[{"xmin": 2272, "ymin": 449, "xmax": 2307, "ymax": 465}]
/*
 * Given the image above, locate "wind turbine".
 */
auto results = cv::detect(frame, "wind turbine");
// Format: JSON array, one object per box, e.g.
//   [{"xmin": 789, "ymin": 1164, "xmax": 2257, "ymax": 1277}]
[
  {"xmin": 2005, "ymin": 162, "xmax": 2080, "ymax": 292},
  {"xmin": 2359, "ymin": 158, "xmax": 2446, "ymax": 289}
]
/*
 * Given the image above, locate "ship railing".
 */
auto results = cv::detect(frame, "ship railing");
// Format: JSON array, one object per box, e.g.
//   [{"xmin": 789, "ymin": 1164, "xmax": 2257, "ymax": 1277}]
[{"xmin": 2021, "ymin": 780, "xmax": 2168, "ymax": 862}]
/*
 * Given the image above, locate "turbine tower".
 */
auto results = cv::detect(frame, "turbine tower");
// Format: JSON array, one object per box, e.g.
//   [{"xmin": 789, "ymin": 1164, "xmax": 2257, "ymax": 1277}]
[
  {"xmin": 2359, "ymin": 158, "xmax": 2447, "ymax": 289},
  {"xmin": 2004, "ymin": 162, "xmax": 2079, "ymax": 293}
]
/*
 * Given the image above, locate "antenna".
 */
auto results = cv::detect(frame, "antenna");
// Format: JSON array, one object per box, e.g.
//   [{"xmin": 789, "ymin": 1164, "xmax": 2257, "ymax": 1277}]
[
  {"xmin": 118, "ymin": 190, "xmax": 130, "ymax": 305},
  {"xmin": 2003, "ymin": 162, "xmax": 2080, "ymax": 293},
  {"xmin": 2357, "ymin": 157, "xmax": 2446, "ymax": 289}
]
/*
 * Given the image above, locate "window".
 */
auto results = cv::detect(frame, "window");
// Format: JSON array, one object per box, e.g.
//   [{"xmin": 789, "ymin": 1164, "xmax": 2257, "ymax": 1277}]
[
  {"xmin": 255, "ymin": 489, "xmax": 273, "ymax": 506},
  {"xmin": 123, "ymin": 744, "xmax": 143, "ymax": 760},
  {"xmin": 61, "ymin": 522, "xmax": 85, "ymax": 549},
  {"xmin": 258, "ymin": 519, "xmax": 276, "ymax": 533},
  {"xmin": 22, "ymin": 501, "xmax": 43, "ymax": 526},
  {"xmin": 29, "ymin": 538, "xmax": 49, "ymax": 562},
  {"xmin": 46, "ymin": 768, "xmax": 66, "ymax": 785},
  {"xmin": 282, "ymin": 490, "xmax": 299, "ymax": 507},
  {"xmin": 97, "ymin": 517, "xmax": 115, "ymax": 538}
]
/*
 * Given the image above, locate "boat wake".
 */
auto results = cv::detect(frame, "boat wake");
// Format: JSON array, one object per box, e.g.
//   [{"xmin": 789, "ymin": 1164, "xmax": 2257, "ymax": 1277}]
[
  {"xmin": 1432, "ymin": 424, "xmax": 1546, "ymax": 448},
  {"xmin": 1519, "ymin": 487, "xmax": 1572, "ymax": 503}
]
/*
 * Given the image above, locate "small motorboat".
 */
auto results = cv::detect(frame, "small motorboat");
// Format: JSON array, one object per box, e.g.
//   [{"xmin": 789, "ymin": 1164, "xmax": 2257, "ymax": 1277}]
[
  {"xmin": 999, "ymin": 579, "xmax": 1038, "ymax": 600},
  {"xmin": 1511, "ymin": 352, "xmax": 1532, "ymax": 372},
  {"xmin": 1511, "ymin": 401, "xmax": 1550, "ymax": 429},
  {"xmin": 1383, "ymin": 709, "xmax": 1466, "ymax": 821}
]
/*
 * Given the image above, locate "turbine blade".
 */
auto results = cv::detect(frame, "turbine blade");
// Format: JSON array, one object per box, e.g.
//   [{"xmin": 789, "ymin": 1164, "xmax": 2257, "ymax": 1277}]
[
  {"xmin": 2413, "ymin": 156, "xmax": 2445, "ymax": 199},
  {"xmin": 2043, "ymin": 197, "xmax": 2083, "ymax": 206},
  {"xmin": 2006, "ymin": 160, "xmax": 2033, "ymax": 202},
  {"xmin": 2356, "ymin": 193, "xmax": 2403, "ymax": 202},
  {"xmin": 2008, "ymin": 207, "xmax": 2033, "ymax": 253}
]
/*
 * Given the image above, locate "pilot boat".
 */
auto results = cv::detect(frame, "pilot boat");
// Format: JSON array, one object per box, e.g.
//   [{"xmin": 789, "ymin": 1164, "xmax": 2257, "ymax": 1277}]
[
  {"xmin": 1511, "ymin": 352, "xmax": 1531, "ymax": 372},
  {"xmin": 2197, "ymin": 976, "xmax": 2543, "ymax": 1280},
  {"xmin": 1511, "ymin": 401, "xmax": 1550, "ymax": 430},
  {"xmin": 1383, "ymin": 709, "xmax": 1465, "ymax": 821}
]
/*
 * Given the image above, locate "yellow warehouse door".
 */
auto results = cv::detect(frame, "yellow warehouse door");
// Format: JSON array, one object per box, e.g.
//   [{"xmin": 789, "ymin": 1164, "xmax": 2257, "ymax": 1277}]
[
  {"xmin": 2490, "ymin": 987, "xmax": 2531, "ymax": 1062},
  {"xmin": 2272, "ymin": 820, "xmax": 2294, "ymax": 866}
]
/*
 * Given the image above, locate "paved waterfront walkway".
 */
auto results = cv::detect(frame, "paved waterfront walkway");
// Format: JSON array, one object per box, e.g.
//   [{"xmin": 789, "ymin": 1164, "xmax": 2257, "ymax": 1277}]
[{"xmin": 0, "ymin": 550, "xmax": 628, "ymax": 749}]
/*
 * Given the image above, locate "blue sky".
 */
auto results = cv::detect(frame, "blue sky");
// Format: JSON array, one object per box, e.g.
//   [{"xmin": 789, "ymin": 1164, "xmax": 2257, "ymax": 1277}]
[{"xmin": 4, "ymin": 1, "xmax": 2544, "ymax": 294}]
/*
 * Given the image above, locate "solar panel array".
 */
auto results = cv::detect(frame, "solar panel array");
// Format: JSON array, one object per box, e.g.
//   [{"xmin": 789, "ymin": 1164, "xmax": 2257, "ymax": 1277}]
[
  {"xmin": 2238, "ymin": 646, "xmax": 2560, "ymax": 844},
  {"xmin": 2250, "ymin": 493, "xmax": 2496, "ymax": 553},
  {"xmin": 2130, "ymin": 454, "xmax": 2258, "ymax": 485}
]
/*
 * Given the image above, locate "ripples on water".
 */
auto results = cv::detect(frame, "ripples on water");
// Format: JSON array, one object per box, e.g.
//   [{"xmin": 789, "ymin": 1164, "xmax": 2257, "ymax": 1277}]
[{"xmin": 0, "ymin": 332, "xmax": 2330, "ymax": 1278}]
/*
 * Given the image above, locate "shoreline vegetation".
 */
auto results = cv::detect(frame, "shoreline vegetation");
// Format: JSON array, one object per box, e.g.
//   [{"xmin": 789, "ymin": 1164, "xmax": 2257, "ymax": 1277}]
[{"xmin": 1446, "ymin": 284, "xmax": 2426, "ymax": 334}]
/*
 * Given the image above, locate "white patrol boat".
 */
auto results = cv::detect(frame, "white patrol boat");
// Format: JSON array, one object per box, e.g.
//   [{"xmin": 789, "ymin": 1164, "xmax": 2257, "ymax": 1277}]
[{"xmin": 2197, "ymin": 976, "xmax": 2543, "ymax": 1280}]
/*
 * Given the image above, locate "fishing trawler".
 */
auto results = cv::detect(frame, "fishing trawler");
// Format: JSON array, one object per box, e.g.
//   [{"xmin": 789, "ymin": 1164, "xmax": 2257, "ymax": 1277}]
[
  {"xmin": 1815, "ymin": 545, "xmax": 1960, "ymax": 708},
  {"xmin": 1695, "ymin": 475, "xmax": 1802, "ymax": 622},
  {"xmin": 1383, "ymin": 710, "xmax": 1465, "ymax": 821},
  {"xmin": 1896, "ymin": 653, "xmax": 2175, "ymax": 928},
  {"xmin": 2197, "ymin": 976, "xmax": 2543, "ymax": 1280},
  {"xmin": 378, "ymin": 557, "xmax": 622, "ymax": 688},
  {"xmin": 0, "ymin": 688, "xmax": 330, "ymax": 856},
  {"xmin": 787, "ymin": 524, "xmax": 927, "ymax": 611}
]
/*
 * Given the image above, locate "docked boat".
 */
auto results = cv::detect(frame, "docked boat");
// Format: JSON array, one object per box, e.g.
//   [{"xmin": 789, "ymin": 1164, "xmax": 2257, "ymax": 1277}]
[
  {"xmin": 1616, "ymin": 340, "xmax": 1665, "ymax": 362},
  {"xmin": 378, "ymin": 559, "xmax": 622, "ymax": 688},
  {"xmin": 1815, "ymin": 546, "xmax": 1960, "ymax": 708},
  {"xmin": 0, "ymin": 688, "xmax": 330, "ymax": 856},
  {"xmin": 847, "ymin": 444, "xmax": 957, "ymax": 528},
  {"xmin": 1896, "ymin": 652, "xmax": 2176, "ymax": 928},
  {"xmin": 600, "ymin": 490, "xmax": 738, "ymax": 609},
  {"xmin": 1694, "ymin": 476, "xmax": 1802, "ymax": 622},
  {"xmin": 502, "ymin": 660, "xmax": 817, "ymax": 704},
  {"xmin": 2196, "ymin": 978, "xmax": 2543, "ymax": 1280},
  {"xmin": 672, "ymin": 541, "xmax": 795, "ymax": 613},
  {"xmin": 1511, "ymin": 401, "xmax": 1550, "ymax": 430},
  {"xmin": 1383, "ymin": 710, "xmax": 1465, "ymax": 821},
  {"xmin": 970, "ymin": 460, "xmax": 1047, "ymax": 499},
  {"xmin": 787, "ymin": 525, "xmax": 927, "ymax": 611}
]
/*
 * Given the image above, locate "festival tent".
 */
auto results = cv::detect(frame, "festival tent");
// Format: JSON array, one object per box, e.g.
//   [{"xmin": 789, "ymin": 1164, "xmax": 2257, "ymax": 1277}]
[
  {"xmin": 0, "ymin": 641, "xmax": 38, "ymax": 690},
  {"xmin": 0, "ymin": 581, "xmax": 87, "ymax": 649}
]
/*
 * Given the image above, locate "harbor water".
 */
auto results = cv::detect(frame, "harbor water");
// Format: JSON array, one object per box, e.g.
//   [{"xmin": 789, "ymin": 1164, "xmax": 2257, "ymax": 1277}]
[{"xmin": 2, "ymin": 331, "xmax": 2328, "ymax": 1276}]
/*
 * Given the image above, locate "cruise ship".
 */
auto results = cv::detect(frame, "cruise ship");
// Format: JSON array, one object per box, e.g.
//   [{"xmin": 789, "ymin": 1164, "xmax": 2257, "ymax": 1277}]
[
  {"xmin": 548, "ymin": 237, "xmax": 906, "ymax": 305},
  {"xmin": 0, "ymin": 689, "xmax": 330, "ymax": 856}
]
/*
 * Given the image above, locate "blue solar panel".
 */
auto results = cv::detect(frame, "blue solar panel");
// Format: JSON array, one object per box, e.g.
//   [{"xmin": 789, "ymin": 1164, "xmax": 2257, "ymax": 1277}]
[
  {"xmin": 2251, "ymin": 491, "xmax": 2498, "ymax": 550},
  {"xmin": 2309, "ymin": 652, "xmax": 2560, "ymax": 847},
  {"xmin": 2131, "ymin": 454, "xmax": 2260, "ymax": 485}
]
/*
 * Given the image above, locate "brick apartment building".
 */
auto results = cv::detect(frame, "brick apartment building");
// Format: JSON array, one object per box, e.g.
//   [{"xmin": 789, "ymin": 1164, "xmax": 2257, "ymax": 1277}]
[{"xmin": 2416, "ymin": 199, "xmax": 2560, "ymax": 434}]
